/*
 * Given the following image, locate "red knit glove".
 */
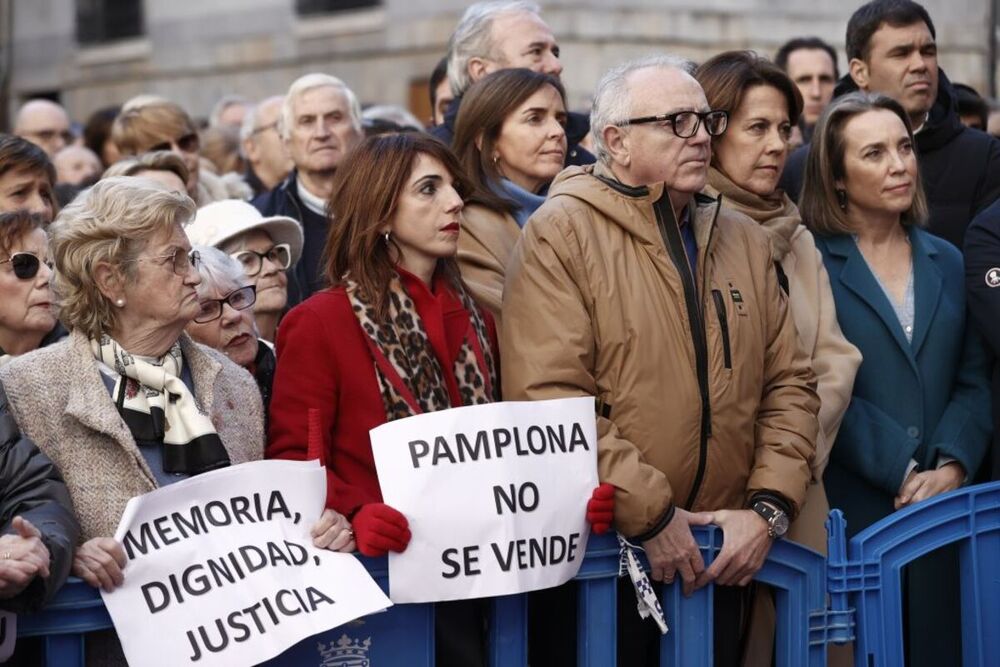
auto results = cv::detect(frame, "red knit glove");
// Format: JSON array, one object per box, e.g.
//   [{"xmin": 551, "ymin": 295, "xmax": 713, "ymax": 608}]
[
  {"xmin": 352, "ymin": 503, "xmax": 411, "ymax": 557},
  {"xmin": 586, "ymin": 483, "xmax": 615, "ymax": 534}
]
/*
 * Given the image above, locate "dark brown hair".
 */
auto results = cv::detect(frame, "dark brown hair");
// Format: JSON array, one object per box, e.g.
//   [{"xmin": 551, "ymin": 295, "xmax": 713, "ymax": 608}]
[
  {"xmin": 800, "ymin": 91, "xmax": 928, "ymax": 235},
  {"xmin": 0, "ymin": 210, "xmax": 46, "ymax": 257},
  {"xmin": 0, "ymin": 134, "xmax": 57, "ymax": 219},
  {"xmin": 695, "ymin": 51, "xmax": 804, "ymax": 159},
  {"xmin": 323, "ymin": 133, "xmax": 470, "ymax": 321},
  {"xmin": 453, "ymin": 68, "xmax": 566, "ymax": 215}
]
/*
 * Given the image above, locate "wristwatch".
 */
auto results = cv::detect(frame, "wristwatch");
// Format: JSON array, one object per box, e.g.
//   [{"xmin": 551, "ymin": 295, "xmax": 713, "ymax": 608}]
[{"xmin": 751, "ymin": 500, "xmax": 789, "ymax": 539}]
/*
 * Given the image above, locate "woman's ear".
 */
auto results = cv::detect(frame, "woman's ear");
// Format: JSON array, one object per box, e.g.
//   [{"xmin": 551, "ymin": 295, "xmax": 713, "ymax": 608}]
[{"xmin": 93, "ymin": 261, "xmax": 125, "ymax": 304}]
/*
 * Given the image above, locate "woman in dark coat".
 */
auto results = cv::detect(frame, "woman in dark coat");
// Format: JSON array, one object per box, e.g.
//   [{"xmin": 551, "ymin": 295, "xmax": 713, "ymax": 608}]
[{"xmin": 800, "ymin": 92, "xmax": 991, "ymax": 667}]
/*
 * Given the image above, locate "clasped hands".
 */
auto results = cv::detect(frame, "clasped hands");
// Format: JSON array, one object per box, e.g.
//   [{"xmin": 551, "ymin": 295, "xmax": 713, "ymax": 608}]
[{"xmin": 641, "ymin": 507, "xmax": 772, "ymax": 596}]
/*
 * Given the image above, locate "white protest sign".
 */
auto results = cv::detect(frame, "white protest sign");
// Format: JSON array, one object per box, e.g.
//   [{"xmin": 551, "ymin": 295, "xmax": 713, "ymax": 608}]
[
  {"xmin": 103, "ymin": 460, "xmax": 391, "ymax": 667},
  {"xmin": 371, "ymin": 397, "xmax": 598, "ymax": 603}
]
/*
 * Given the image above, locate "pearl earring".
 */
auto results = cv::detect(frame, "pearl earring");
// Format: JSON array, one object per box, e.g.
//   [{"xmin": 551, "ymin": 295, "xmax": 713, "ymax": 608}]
[{"xmin": 115, "ymin": 299, "xmax": 125, "ymax": 307}]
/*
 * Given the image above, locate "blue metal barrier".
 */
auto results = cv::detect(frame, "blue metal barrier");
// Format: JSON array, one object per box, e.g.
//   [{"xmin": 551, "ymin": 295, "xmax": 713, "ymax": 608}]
[
  {"xmin": 827, "ymin": 481, "xmax": 1000, "ymax": 667},
  {"xmin": 15, "ymin": 482, "xmax": 999, "ymax": 666}
]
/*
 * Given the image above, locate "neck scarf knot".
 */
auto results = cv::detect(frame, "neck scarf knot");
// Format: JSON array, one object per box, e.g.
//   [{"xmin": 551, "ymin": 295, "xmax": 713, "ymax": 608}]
[{"xmin": 90, "ymin": 334, "xmax": 230, "ymax": 475}]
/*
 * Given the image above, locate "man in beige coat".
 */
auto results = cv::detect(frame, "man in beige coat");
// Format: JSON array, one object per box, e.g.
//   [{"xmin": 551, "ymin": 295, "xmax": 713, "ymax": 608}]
[{"xmin": 501, "ymin": 55, "xmax": 819, "ymax": 664}]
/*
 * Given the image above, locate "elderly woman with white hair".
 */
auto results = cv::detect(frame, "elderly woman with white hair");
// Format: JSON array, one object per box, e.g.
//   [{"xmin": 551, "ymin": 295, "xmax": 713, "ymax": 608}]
[
  {"xmin": 252, "ymin": 72, "xmax": 364, "ymax": 303},
  {"xmin": 185, "ymin": 245, "xmax": 276, "ymax": 419},
  {"xmin": 0, "ymin": 179, "xmax": 353, "ymax": 662},
  {"xmin": 187, "ymin": 199, "xmax": 303, "ymax": 343}
]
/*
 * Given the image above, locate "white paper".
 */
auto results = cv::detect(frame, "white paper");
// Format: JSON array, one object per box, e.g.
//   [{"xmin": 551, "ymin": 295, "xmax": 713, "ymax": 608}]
[
  {"xmin": 103, "ymin": 460, "xmax": 391, "ymax": 667},
  {"xmin": 370, "ymin": 397, "xmax": 599, "ymax": 603}
]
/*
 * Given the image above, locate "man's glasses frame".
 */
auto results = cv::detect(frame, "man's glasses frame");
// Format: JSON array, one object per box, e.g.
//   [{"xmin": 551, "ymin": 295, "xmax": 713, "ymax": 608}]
[{"xmin": 617, "ymin": 110, "xmax": 729, "ymax": 138}]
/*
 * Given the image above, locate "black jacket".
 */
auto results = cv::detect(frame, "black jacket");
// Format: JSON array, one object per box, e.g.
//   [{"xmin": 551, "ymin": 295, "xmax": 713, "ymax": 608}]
[
  {"xmin": 0, "ymin": 383, "xmax": 79, "ymax": 612},
  {"xmin": 962, "ymin": 196, "xmax": 1000, "ymax": 481},
  {"xmin": 251, "ymin": 170, "xmax": 328, "ymax": 307},
  {"xmin": 430, "ymin": 95, "xmax": 596, "ymax": 167},
  {"xmin": 779, "ymin": 70, "xmax": 1000, "ymax": 249}
]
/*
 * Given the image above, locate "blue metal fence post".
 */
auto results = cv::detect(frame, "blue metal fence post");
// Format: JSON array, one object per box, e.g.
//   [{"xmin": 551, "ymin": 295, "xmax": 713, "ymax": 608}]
[
  {"xmin": 489, "ymin": 593, "xmax": 527, "ymax": 666},
  {"xmin": 659, "ymin": 525, "xmax": 717, "ymax": 666},
  {"xmin": 575, "ymin": 532, "xmax": 620, "ymax": 666}
]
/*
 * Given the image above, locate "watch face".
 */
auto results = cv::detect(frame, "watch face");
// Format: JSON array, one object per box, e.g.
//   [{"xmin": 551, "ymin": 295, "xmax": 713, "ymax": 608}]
[{"xmin": 772, "ymin": 513, "xmax": 789, "ymax": 537}]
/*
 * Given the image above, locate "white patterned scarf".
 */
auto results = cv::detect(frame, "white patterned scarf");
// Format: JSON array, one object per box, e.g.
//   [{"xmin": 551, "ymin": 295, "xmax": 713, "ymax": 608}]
[{"xmin": 90, "ymin": 334, "xmax": 231, "ymax": 475}]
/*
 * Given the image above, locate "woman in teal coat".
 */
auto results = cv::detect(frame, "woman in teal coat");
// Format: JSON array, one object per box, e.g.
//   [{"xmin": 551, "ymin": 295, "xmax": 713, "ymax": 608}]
[{"xmin": 801, "ymin": 92, "xmax": 991, "ymax": 667}]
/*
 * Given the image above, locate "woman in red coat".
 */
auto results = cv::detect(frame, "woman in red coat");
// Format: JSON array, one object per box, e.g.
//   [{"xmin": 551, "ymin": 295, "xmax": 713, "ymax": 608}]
[{"xmin": 266, "ymin": 133, "xmax": 612, "ymax": 664}]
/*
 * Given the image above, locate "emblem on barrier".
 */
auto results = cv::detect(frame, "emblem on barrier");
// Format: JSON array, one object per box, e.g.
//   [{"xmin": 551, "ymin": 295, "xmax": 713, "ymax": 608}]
[{"xmin": 317, "ymin": 634, "xmax": 372, "ymax": 667}]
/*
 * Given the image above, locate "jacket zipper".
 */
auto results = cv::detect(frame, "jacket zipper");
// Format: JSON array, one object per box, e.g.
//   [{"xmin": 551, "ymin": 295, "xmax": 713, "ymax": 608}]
[
  {"xmin": 711, "ymin": 289, "xmax": 732, "ymax": 369},
  {"xmin": 652, "ymin": 199, "xmax": 712, "ymax": 511}
]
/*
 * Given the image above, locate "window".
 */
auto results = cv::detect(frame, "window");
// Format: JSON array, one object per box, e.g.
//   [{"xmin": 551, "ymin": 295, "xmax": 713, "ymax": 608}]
[
  {"xmin": 296, "ymin": 0, "xmax": 379, "ymax": 16},
  {"xmin": 76, "ymin": 0, "xmax": 144, "ymax": 46}
]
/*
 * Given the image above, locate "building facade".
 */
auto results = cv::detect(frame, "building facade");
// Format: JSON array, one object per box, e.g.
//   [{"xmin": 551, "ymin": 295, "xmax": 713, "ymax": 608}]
[{"xmin": 2, "ymin": 0, "xmax": 996, "ymax": 125}]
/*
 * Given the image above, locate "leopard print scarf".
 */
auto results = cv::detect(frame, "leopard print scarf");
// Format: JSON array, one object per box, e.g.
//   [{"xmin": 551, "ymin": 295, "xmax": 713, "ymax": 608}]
[{"xmin": 347, "ymin": 273, "xmax": 497, "ymax": 422}]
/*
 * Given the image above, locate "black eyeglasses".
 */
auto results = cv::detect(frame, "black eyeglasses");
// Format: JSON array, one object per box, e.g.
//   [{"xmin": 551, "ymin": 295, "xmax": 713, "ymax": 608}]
[
  {"xmin": 231, "ymin": 243, "xmax": 291, "ymax": 277},
  {"xmin": 124, "ymin": 248, "xmax": 200, "ymax": 276},
  {"xmin": 150, "ymin": 132, "xmax": 200, "ymax": 154},
  {"xmin": 0, "ymin": 252, "xmax": 53, "ymax": 280},
  {"xmin": 193, "ymin": 285, "xmax": 257, "ymax": 323},
  {"xmin": 617, "ymin": 110, "xmax": 729, "ymax": 138}
]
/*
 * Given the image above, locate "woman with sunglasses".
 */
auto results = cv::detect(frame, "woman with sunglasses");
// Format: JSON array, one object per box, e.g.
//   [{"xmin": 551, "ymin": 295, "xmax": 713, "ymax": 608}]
[
  {"xmin": 185, "ymin": 246, "xmax": 277, "ymax": 421},
  {"xmin": 111, "ymin": 96, "xmax": 251, "ymax": 206},
  {"xmin": 187, "ymin": 200, "xmax": 303, "ymax": 342},
  {"xmin": 451, "ymin": 68, "xmax": 568, "ymax": 321},
  {"xmin": 0, "ymin": 211, "xmax": 64, "ymax": 366}
]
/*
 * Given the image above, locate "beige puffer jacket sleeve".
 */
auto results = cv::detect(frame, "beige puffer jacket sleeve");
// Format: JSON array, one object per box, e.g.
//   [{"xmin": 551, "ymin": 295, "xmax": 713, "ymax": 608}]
[{"xmin": 501, "ymin": 207, "xmax": 674, "ymax": 538}]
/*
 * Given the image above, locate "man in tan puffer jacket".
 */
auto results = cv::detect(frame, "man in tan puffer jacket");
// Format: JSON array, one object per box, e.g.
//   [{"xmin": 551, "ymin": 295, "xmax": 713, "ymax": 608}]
[{"xmin": 501, "ymin": 55, "xmax": 819, "ymax": 663}]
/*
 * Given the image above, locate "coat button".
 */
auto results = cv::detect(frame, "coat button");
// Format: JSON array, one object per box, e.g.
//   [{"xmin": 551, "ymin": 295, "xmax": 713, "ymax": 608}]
[{"xmin": 906, "ymin": 426, "xmax": 920, "ymax": 438}]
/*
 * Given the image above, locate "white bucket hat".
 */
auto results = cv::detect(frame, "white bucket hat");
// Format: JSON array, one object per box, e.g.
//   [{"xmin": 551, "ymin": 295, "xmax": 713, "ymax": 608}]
[{"xmin": 186, "ymin": 200, "xmax": 304, "ymax": 267}]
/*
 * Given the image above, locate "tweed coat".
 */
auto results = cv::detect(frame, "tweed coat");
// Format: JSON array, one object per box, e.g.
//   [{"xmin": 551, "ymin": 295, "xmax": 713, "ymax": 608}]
[{"xmin": 0, "ymin": 329, "xmax": 265, "ymax": 541}]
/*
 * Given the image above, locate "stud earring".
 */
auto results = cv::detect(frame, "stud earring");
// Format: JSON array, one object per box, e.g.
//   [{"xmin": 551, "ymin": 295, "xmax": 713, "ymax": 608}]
[
  {"xmin": 115, "ymin": 299, "xmax": 125, "ymax": 307},
  {"xmin": 383, "ymin": 231, "xmax": 391, "ymax": 245},
  {"xmin": 835, "ymin": 188, "xmax": 848, "ymax": 212}
]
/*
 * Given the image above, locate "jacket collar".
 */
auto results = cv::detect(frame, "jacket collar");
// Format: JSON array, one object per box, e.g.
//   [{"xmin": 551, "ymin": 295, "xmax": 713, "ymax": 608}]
[
  {"xmin": 823, "ymin": 227, "xmax": 941, "ymax": 360},
  {"xmin": 63, "ymin": 330, "xmax": 223, "ymax": 487}
]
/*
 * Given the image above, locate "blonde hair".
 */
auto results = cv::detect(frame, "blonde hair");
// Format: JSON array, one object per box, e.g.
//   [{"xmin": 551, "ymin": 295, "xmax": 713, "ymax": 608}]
[
  {"xmin": 101, "ymin": 150, "xmax": 190, "ymax": 184},
  {"xmin": 49, "ymin": 176, "xmax": 197, "ymax": 339},
  {"xmin": 111, "ymin": 99, "xmax": 196, "ymax": 156},
  {"xmin": 801, "ymin": 92, "xmax": 928, "ymax": 236}
]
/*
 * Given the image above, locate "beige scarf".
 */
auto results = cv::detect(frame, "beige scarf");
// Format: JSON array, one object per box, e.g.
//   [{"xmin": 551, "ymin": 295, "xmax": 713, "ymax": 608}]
[
  {"xmin": 91, "ymin": 334, "xmax": 231, "ymax": 475},
  {"xmin": 705, "ymin": 167, "xmax": 803, "ymax": 261}
]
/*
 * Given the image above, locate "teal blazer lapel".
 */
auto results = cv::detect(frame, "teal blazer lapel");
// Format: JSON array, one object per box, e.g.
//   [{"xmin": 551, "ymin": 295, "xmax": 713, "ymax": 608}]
[
  {"xmin": 909, "ymin": 227, "xmax": 942, "ymax": 357},
  {"xmin": 825, "ymin": 234, "xmax": 919, "ymax": 373}
]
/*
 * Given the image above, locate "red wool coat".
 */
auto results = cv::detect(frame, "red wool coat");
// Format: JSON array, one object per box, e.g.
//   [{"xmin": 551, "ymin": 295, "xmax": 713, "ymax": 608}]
[{"xmin": 266, "ymin": 269, "xmax": 498, "ymax": 517}]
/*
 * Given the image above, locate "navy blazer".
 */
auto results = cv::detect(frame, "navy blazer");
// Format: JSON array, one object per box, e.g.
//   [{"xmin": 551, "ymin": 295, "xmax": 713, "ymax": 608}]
[{"xmin": 815, "ymin": 227, "xmax": 991, "ymax": 534}]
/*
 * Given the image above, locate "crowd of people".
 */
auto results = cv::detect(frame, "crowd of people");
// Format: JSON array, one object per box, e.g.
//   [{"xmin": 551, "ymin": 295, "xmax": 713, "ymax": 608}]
[{"xmin": 0, "ymin": 0, "xmax": 998, "ymax": 665}]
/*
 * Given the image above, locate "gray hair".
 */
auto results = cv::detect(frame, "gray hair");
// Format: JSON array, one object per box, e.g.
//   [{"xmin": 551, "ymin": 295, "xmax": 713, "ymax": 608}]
[
  {"xmin": 590, "ymin": 54, "xmax": 695, "ymax": 164},
  {"xmin": 446, "ymin": 1, "xmax": 541, "ymax": 97},
  {"xmin": 209, "ymin": 95, "xmax": 251, "ymax": 128},
  {"xmin": 279, "ymin": 73, "xmax": 363, "ymax": 141},
  {"xmin": 361, "ymin": 105, "xmax": 424, "ymax": 131},
  {"xmin": 192, "ymin": 245, "xmax": 248, "ymax": 298}
]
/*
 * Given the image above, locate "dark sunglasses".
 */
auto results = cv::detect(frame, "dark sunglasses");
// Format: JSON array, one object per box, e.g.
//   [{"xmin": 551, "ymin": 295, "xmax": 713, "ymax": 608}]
[
  {"xmin": 0, "ymin": 252, "xmax": 53, "ymax": 280},
  {"xmin": 194, "ymin": 285, "xmax": 257, "ymax": 324},
  {"xmin": 150, "ymin": 132, "xmax": 200, "ymax": 154}
]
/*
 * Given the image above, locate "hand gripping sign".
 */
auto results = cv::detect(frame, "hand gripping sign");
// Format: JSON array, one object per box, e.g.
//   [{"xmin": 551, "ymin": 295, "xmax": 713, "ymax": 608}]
[
  {"xmin": 370, "ymin": 397, "xmax": 599, "ymax": 603},
  {"xmin": 102, "ymin": 460, "xmax": 391, "ymax": 667}
]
